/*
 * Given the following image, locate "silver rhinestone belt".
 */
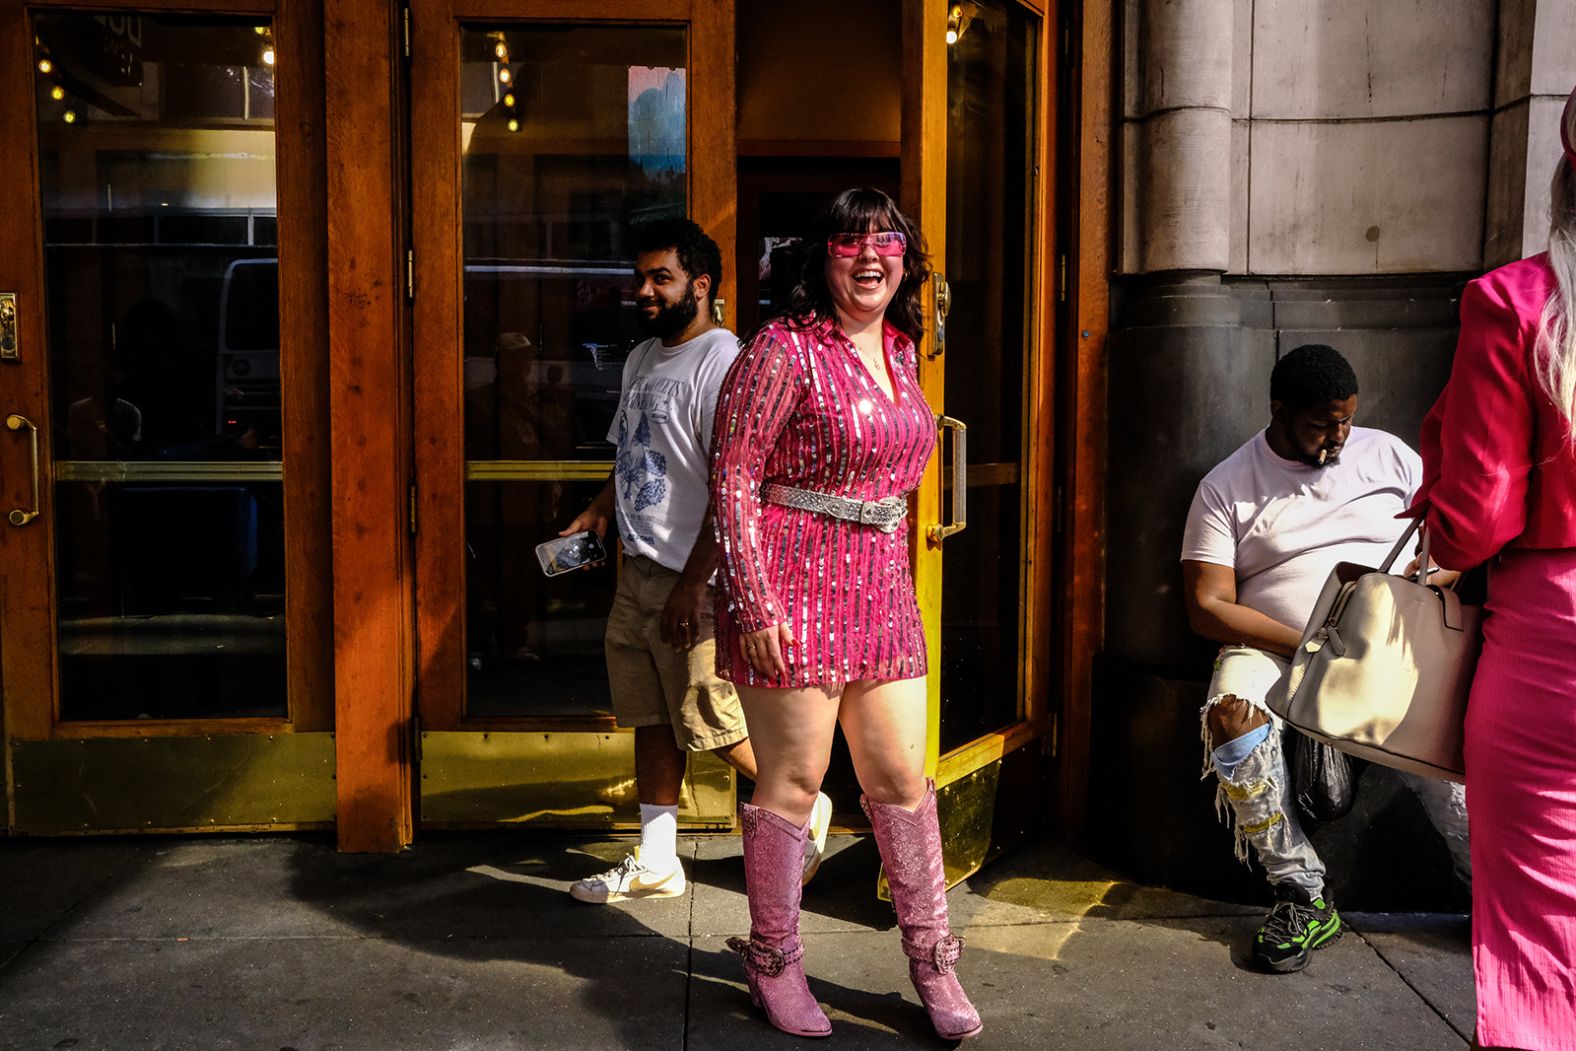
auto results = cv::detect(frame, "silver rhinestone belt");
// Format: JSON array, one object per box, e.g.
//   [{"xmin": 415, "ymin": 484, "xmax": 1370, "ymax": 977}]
[{"xmin": 761, "ymin": 482, "xmax": 908, "ymax": 533}]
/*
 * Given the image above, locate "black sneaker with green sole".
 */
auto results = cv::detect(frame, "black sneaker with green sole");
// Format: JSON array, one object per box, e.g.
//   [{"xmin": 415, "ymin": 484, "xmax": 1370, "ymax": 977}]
[{"xmin": 1252, "ymin": 891, "xmax": 1342, "ymax": 974}]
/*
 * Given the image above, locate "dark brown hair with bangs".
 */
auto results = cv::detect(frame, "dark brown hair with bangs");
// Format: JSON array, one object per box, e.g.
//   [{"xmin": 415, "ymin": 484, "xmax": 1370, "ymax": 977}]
[{"xmin": 783, "ymin": 187, "xmax": 931, "ymax": 343}]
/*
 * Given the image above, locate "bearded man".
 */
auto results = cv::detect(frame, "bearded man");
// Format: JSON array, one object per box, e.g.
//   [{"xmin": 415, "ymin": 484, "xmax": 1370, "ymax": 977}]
[{"xmin": 563, "ymin": 218, "xmax": 832, "ymax": 904}]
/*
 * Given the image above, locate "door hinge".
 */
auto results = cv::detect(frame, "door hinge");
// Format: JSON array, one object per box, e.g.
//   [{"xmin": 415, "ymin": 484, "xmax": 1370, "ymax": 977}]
[
  {"xmin": 1057, "ymin": 254, "xmax": 1068, "ymax": 303},
  {"xmin": 1053, "ymin": 484, "xmax": 1065, "ymax": 534},
  {"xmin": 405, "ymin": 249, "xmax": 415, "ymax": 301},
  {"xmin": 402, "ymin": 4, "xmax": 412, "ymax": 59},
  {"xmin": 1043, "ymin": 713, "xmax": 1060, "ymax": 759},
  {"xmin": 412, "ymin": 709, "xmax": 422, "ymax": 763},
  {"xmin": 408, "ymin": 481, "xmax": 418, "ymax": 535}
]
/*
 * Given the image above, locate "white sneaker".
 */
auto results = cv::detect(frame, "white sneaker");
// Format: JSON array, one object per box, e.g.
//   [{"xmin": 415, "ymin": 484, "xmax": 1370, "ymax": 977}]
[
  {"xmin": 802, "ymin": 791, "xmax": 833, "ymax": 886},
  {"xmin": 569, "ymin": 850, "xmax": 686, "ymax": 904}
]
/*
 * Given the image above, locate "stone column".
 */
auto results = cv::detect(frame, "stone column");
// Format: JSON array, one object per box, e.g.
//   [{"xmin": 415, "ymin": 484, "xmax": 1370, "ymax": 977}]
[
  {"xmin": 1108, "ymin": 0, "xmax": 1245, "ymax": 675},
  {"xmin": 1122, "ymin": 0, "xmax": 1235, "ymax": 273},
  {"xmin": 1485, "ymin": 0, "xmax": 1576, "ymax": 267}
]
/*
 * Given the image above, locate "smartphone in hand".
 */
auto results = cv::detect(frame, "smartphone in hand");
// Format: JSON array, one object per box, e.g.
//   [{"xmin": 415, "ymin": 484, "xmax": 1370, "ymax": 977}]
[{"xmin": 535, "ymin": 530, "xmax": 608, "ymax": 577}]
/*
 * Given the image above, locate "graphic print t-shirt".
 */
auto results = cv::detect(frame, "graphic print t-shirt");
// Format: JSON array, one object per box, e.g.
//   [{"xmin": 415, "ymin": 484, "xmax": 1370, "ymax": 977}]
[
  {"xmin": 1180, "ymin": 427, "xmax": 1422, "ymax": 631},
  {"xmin": 607, "ymin": 327, "xmax": 740, "ymax": 573}
]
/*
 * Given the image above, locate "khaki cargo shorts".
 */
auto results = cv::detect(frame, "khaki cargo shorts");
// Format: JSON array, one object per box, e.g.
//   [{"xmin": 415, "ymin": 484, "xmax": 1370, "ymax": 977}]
[{"xmin": 605, "ymin": 554, "xmax": 748, "ymax": 752}]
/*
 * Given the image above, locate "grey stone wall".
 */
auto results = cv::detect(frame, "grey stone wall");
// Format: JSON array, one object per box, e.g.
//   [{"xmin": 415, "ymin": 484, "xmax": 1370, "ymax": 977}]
[
  {"xmin": 1105, "ymin": 275, "xmax": 1464, "ymax": 679},
  {"xmin": 1121, "ymin": 0, "xmax": 1563, "ymax": 277},
  {"xmin": 1487, "ymin": 0, "xmax": 1576, "ymax": 264}
]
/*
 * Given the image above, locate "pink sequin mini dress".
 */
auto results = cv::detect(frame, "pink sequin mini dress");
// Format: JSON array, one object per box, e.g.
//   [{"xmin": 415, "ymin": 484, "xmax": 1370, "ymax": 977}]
[{"xmin": 710, "ymin": 317, "xmax": 936, "ymax": 688}]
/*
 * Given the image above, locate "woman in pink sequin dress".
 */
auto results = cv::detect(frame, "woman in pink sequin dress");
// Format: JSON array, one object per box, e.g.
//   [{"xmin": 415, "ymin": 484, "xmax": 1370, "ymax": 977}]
[{"xmin": 708, "ymin": 189, "xmax": 981, "ymax": 1041}]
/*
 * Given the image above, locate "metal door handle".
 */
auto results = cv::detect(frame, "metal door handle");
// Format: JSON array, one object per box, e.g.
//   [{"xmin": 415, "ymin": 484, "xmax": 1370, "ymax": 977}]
[
  {"xmin": 0, "ymin": 293, "xmax": 18, "ymax": 361},
  {"xmin": 928, "ymin": 415, "xmax": 967, "ymax": 543},
  {"xmin": 6, "ymin": 414, "xmax": 40, "ymax": 526}
]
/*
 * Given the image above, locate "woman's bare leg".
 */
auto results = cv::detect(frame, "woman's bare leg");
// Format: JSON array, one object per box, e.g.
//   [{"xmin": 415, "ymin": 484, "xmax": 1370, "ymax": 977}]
[
  {"xmin": 735, "ymin": 683, "xmax": 842, "ymax": 826},
  {"xmin": 838, "ymin": 676, "xmax": 929, "ymax": 809}
]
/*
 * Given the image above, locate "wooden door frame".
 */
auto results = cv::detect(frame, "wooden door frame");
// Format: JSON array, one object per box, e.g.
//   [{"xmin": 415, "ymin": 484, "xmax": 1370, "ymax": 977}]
[
  {"xmin": 0, "ymin": 0, "xmax": 331, "ymax": 829},
  {"xmin": 325, "ymin": 0, "xmax": 414, "ymax": 851},
  {"xmin": 1056, "ymin": 0, "xmax": 1112, "ymax": 844},
  {"xmin": 409, "ymin": 0, "xmax": 735, "ymax": 736},
  {"xmin": 902, "ymin": 0, "xmax": 1058, "ymax": 787},
  {"xmin": 900, "ymin": 0, "xmax": 948, "ymax": 780},
  {"xmin": 900, "ymin": 0, "xmax": 1112, "ymax": 843}
]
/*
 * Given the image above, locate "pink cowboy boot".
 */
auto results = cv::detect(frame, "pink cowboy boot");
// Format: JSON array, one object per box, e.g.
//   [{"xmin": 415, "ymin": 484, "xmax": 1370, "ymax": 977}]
[
  {"xmin": 863, "ymin": 783, "xmax": 984, "ymax": 1041},
  {"xmin": 727, "ymin": 803, "xmax": 833, "ymax": 1038}
]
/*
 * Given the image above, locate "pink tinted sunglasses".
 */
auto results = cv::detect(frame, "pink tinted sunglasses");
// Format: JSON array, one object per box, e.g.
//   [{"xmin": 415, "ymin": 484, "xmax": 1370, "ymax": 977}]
[{"xmin": 826, "ymin": 231, "xmax": 908, "ymax": 257}]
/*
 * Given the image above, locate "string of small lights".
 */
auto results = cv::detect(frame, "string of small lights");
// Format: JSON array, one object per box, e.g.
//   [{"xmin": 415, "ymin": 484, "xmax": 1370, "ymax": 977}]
[
  {"xmin": 256, "ymin": 24, "xmax": 275, "ymax": 67},
  {"xmin": 33, "ymin": 23, "xmax": 277, "ymax": 127},
  {"xmin": 492, "ymin": 31, "xmax": 519, "ymax": 133},
  {"xmin": 33, "ymin": 34, "xmax": 76, "ymax": 123}
]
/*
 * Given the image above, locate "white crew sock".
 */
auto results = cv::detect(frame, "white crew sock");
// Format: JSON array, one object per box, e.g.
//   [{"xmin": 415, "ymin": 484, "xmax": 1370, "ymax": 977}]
[{"xmin": 638, "ymin": 803, "xmax": 679, "ymax": 870}]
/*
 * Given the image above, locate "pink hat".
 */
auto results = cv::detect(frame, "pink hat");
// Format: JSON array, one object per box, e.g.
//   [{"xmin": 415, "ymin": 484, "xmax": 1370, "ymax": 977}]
[{"xmin": 1564, "ymin": 88, "xmax": 1576, "ymax": 171}]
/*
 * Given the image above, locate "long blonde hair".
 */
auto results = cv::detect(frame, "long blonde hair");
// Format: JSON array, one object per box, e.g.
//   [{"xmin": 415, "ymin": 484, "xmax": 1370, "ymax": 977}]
[{"xmin": 1536, "ymin": 100, "xmax": 1576, "ymax": 444}]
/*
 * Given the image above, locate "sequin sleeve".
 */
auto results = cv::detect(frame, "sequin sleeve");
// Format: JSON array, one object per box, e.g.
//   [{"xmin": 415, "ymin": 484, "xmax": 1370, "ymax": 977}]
[{"xmin": 709, "ymin": 327, "xmax": 804, "ymax": 634}]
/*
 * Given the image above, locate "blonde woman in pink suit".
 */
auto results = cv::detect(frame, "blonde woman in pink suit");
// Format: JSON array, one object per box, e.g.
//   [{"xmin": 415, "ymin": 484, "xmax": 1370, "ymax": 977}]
[
  {"xmin": 1411, "ymin": 90, "xmax": 1576, "ymax": 1051},
  {"xmin": 708, "ymin": 188, "xmax": 981, "ymax": 1041}
]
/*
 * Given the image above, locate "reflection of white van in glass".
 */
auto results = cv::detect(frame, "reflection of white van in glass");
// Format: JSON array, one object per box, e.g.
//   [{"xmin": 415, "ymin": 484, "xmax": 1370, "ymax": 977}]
[
  {"xmin": 216, "ymin": 258, "xmax": 282, "ymax": 448},
  {"xmin": 220, "ymin": 258, "xmax": 643, "ymax": 455}
]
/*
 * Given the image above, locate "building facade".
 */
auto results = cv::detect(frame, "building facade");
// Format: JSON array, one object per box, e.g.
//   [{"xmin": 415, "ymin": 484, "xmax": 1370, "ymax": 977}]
[{"xmin": 1, "ymin": 0, "xmax": 1561, "ymax": 902}]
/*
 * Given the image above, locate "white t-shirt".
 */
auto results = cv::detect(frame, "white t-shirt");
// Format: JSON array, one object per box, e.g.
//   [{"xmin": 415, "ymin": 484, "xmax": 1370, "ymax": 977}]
[
  {"xmin": 1180, "ymin": 426, "xmax": 1421, "ymax": 631},
  {"xmin": 606, "ymin": 327, "xmax": 739, "ymax": 573}
]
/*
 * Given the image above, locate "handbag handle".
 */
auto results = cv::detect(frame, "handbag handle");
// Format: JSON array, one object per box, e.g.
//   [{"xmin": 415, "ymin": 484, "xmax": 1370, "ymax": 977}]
[
  {"xmin": 1378, "ymin": 519, "xmax": 1421, "ymax": 575},
  {"xmin": 1378, "ymin": 518, "xmax": 1449, "ymax": 587},
  {"xmin": 1381, "ymin": 519, "xmax": 1467, "ymax": 628}
]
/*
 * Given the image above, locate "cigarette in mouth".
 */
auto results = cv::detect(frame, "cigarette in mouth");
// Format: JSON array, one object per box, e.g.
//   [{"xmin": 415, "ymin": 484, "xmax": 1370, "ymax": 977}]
[{"xmin": 1317, "ymin": 448, "xmax": 1328, "ymax": 465}]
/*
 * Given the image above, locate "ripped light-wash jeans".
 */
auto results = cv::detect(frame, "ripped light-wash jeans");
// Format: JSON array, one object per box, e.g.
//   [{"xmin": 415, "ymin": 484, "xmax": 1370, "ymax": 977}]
[{"xmin": 1200, "ymin": 645, "xmax": 1472, "ymax": 898}]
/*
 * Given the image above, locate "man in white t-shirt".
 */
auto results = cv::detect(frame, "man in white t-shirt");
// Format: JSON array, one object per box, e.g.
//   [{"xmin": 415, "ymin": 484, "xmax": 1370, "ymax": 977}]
[
  {"xmin": 1181, "ymin": 344, "xmax": 1470, "ymax": 974},
  {"xmin": 562, "ymin": 219, "xmax": 831, "ymax": 905}
]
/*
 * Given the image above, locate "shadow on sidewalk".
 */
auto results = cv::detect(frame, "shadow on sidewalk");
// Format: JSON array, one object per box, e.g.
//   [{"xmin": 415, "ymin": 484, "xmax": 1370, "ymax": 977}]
[{"xmin": 281, "ymin": 833, "xmax": 922, "ymax": 1044}]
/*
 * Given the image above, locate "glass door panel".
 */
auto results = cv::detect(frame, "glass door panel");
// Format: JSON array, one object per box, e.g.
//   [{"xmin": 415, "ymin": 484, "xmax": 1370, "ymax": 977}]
[
  {"xmin": 419, "ymin": 8, "xmax": 737, "ymax": 831},
  {"xmin": 33, "ymin": 13, "xmax": 287, "ymax": 721},
  {"xmin": 458, "ymin": 24, "xmax": 687, "ymax": 719},
  {"xmin": 894, "ymin": 0, "xmax": 1047, "ymax": 888},
  {"xmin": 1, "ymin": 2, "xmax": 332, "ymax": 834},
  {"xmin": 936, "ymin": 0, "xmax": 1038, "ymax": 754},
  {"xmin": 412, "ymin": 4, "xmax": 735, "ymax": 829}
]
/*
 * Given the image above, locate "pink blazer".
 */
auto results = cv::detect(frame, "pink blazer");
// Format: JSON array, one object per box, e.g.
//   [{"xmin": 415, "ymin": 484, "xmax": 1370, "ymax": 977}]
[{"xmin": 1411, "ymin": 253, "xmax": 1576, "ymax": 569}]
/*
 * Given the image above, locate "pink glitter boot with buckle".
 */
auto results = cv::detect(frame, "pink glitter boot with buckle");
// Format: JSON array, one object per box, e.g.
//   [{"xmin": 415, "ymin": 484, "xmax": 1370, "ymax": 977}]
[
  {"xmin": 727, "ymin": 803, "xmax": 832, "ymax": 1038},
  {"xmin": 863, "ymin": 783, "xmax": 983, "ymax": 1041}
]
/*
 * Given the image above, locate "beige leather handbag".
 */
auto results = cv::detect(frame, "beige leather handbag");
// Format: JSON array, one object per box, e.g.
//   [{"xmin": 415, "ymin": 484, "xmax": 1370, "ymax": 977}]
[{"xmin": 1266, "ymin": 521, "xmax": 1482, "ymax": 782}]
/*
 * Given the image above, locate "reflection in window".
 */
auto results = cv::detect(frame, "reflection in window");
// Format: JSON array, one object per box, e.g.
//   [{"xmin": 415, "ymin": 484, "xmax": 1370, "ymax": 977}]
[
  {"xmin": 938, "ymin": 0, "xmax": 1037, "ymax": 753},
  {"xmin": 458, "ymin": 25, "xmax": 686, "ymax": 718},
  {"xmin": 32, "ymin": 14, "xmax": 286, "ymax": 720}
]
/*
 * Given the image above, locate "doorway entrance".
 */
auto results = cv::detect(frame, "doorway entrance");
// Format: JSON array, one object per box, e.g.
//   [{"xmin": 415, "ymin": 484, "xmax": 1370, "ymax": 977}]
[
  {"xmin": 0, "ymin": 0, "xmax": 334, "ymax": 833},
  {"xmin": 902, "ymin": 0, "xmax": 1057, "ymax": 882},
  {"xmin": 407, "ymin": 0, "xmax": 1059, "ymax": 869},
  {"xmin": 0, "ymin": 0, "xmax": 1067, "ymax": 855},
  {"xmin": 408, "ymin": 0, "xmax": 738, "ymax": 829}
]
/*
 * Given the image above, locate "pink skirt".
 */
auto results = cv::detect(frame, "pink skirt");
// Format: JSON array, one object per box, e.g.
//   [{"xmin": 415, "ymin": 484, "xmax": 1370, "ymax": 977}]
[{"xmin": 1465, "ymin": 547, "xmax": 1576, "ymax": 1051}]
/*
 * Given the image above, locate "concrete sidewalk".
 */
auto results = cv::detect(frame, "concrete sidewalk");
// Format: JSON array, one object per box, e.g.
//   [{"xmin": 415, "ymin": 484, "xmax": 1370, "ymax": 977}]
[{"xmin": 0, "ymin": 832, "xmax": 1472, "ymax": 1050}]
